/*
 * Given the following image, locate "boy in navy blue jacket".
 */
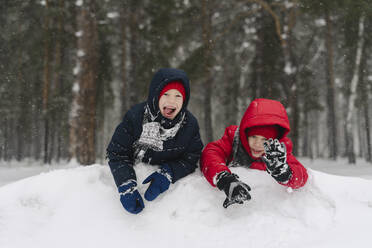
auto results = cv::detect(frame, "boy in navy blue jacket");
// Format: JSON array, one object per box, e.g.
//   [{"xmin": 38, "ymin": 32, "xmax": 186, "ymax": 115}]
[{"xmin": 107, "ymin": 68, "xmax": 203, "ymax": 214}]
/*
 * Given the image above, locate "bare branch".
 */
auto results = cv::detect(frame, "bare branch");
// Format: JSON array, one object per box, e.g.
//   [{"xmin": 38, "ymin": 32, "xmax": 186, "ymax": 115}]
[{"xmin": 214, "ymin": 8, "xmax": 260, "ymax": 43}]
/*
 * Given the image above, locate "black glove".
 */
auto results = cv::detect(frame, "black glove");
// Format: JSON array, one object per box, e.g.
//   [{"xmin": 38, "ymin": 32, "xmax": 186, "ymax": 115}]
[
  {"xmin": 216, "ymin": 171, "xmax": 251, "ymax": 208},
  {"xmin": 262, "ymin": 138, "xmax": 292, "ymax": 183}
]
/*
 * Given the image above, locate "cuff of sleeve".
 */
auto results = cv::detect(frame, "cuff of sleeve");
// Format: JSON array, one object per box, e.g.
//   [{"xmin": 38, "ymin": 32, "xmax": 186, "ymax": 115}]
[
  {"xmin": 160, "ymin": 164, "xmax": 174, "ymax": 183},
  {"xmin": 118, "ymin": 179, "xmax": 137, "ymax": 194},
  {"xmin": 215, "ymin": 171, "xmax": 237, "ymax": 191},
  {"xmin": 272, "ymin": 166, "xmax": 292, "ymax": 183}
]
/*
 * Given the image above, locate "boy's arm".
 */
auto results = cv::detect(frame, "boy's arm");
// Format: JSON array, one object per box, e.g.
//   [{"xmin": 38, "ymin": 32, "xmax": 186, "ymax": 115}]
[
  {"xmin": 165, "ymin": 128, "xmax": 204, "ymax": 183},
  {"xmin": 280, "ymin": 137, "xmax": 308, "ymax": 189},
  {"xmin": 106, "ymin": 111, "xmax": 137, "ymax": 187},
  {"xmin": 200, "ymin": 126, "xmax": 237, "ymax": 187}
]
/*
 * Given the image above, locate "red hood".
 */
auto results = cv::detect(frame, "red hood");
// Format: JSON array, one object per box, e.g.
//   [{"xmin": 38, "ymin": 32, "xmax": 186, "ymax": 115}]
[{"xmin": 239, "ymin": 98, "xmax": 290, "ymax": 157}]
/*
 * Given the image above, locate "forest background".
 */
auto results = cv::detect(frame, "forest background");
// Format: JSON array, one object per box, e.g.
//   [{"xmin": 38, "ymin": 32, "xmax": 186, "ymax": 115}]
[{"xmin": 1, "ymin": 0, "xmax": 372, "ymax": 166}]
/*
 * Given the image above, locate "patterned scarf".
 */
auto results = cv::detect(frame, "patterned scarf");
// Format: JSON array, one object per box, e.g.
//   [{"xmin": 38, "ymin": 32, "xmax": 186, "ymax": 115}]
[{"xmin": 134, "ymin": 104, "xmax": 185, "ymax": 161}]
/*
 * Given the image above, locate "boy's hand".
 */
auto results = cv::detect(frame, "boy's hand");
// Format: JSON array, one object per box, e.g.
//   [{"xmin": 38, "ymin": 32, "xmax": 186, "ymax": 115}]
[
  {"xmin": 263, "ymin": 138, "xmax": 286, "ymax": 164},
  {"xmin": 142, "ymin": 165, "xmax": 173, "ymax": 201},
  {"xmin": 262, "ymin": 139, "xmax": 292, "ymax": 183},
  {"xmin": 216, "ymin": 171, "xmax": 251, "ymax": 208},
  {"xmin": 118, "ymin": 180, "xmax": 145, "ymax": 214}
]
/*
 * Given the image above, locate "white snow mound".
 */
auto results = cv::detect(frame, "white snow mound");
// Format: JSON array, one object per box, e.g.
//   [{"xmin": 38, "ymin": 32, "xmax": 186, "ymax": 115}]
[{"xmin": 0, "ymin": 164, "xmax": 372, "ymax": 248}]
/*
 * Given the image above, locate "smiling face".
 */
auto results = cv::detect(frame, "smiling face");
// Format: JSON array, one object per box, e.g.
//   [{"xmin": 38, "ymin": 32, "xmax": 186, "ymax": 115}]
[
  {"xmin": 158, "ymin": 89, "xmax": 183, "ymax": 120},
  {"xmin": 248, "ymin": 135, "xmax": 267, "ymax": 158}
]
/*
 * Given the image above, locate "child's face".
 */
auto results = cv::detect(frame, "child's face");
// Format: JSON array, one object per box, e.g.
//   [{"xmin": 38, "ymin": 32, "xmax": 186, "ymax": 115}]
[
  {"xmin": 158, "ymin": 89, "xmax": 183, "ymax": 120},
  {"xmin": 248, "ymin": 135, "xmax": 267, "ymax": 158}
]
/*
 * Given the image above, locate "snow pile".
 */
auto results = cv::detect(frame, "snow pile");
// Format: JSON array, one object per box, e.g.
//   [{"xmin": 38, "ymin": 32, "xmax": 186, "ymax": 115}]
[
  {"xmin": 0, "ymin": 163, "xmax": 372, "ymax": 248},
  {"xmin": 301, "ymin": 157, "xmax": 372, "ymax": 180},
  {"xmin": 0, "ymin": 160, "xmax": 76, "ymax": 187}
]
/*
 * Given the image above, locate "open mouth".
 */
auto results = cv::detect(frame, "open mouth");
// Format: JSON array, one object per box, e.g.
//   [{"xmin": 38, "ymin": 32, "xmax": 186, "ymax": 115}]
[{"xmin": 163, "ymin": 106, "xmax": 176, "ymax": 116}]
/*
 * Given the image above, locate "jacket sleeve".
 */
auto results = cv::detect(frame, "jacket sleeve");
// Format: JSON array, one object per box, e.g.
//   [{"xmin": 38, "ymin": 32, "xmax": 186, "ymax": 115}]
[
  {"xmin": 166, "ymin": 127, "xmax": 204, "ymax": 183},
  {"xmin": 200, "ymin": 126, "xmax": 237, "ymax": 187},
  {"xmin": 280, "ymin": 137, "xmax": 308, "ymax": 189},
  {"xmin": 106, "ymin": 111, "xmax": 137, "ymax": 187}
]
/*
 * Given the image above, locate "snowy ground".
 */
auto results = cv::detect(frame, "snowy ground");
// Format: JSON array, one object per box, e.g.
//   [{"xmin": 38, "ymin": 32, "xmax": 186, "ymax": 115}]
[
  {"xmin": 0, "ymin": 158, "xmax": 372, "ymax": 248},
  {"xmin": 0, "ymin": 159, "xmax": 77, "ymax": 187},
  {"xmin": 301, "ymin": 157, "xmax": 372, "ymax": 180}
]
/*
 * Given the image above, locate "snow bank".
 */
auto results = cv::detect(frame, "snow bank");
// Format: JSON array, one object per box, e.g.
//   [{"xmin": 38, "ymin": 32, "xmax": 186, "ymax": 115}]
[
  {"xmin": 0, "ymin": 164, "xmax": 371, "ymax": 248},
  {"xmin": 0, "ymin": 159, "xmax": 76, "ymax": 187}
]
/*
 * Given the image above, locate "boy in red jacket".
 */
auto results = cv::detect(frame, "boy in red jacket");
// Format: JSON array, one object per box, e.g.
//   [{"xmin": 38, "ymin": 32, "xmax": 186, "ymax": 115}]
[{"xmin": 201, "ymin": 98, "xmax": 308, "ymax": 208}]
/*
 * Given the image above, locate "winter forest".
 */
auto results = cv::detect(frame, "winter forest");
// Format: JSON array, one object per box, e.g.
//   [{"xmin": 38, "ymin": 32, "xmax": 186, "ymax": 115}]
[{"xmin": 2, "ymin": 0, "xmax": 372, "ymax": 166}]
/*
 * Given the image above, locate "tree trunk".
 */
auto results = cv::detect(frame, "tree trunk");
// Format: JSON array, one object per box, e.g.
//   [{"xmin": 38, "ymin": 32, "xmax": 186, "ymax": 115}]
[
  {"xmin": 309, "ymin": 112, "xmax": 314, "ymax": 159},
  {"xmin": 345, "ymin": 14, "xmax": 365, "ymax": 164},
  {"xmin": 302, "ymin": 102, "xmax": 311, "ymax": 158},
  {"xmin": 359, "ymin": 36, "xmax": 371, "ymax": 162},
  {"xmin": 289, "ymin": 93, "xmax": 299, "ymax": 155},
  {"xmin": 201, "ymin": 0, "xmax": 214, "ymax": 143},
  {"xmin": 1, "ymin": 118, "xmax": 8, "ymax": 160},
  {"xmin": 324, "ymin": 7, "xmax": 338, "ymax": 160},
  {"xmin": 128, "ymin": 2, "xmax": 139, "ymax": 105},
  {"xmin": 16, "ymin": 23, "xmax": 25, "ymax": 161},
  {"xmin": 314, "ymin": 110, "xmax": 321, "ymax": 158},
  {"xmin": 53, "ymin": 0, "xmax": 65, "ymax": 163},
  {"xmin": 357, "ymin": 109, "xmax": 363, "ymax": 157},
  {"xmin": 362, "ymin": 80, "xmax": 372, "ymax": 162},
  {"xmin": 121, "ymin": 3, "xmax": 130, "ymax": 114},
  {"xmin": 363, "ymin": 98, "xmax": 371, "ymax": 162},
  {"xmin": 70, "ymin": 0, "xmax": 99, "ymax": 165},
  {"xmin": 42, "ymin": 0, "xmax": 51, "ymax": 164}
]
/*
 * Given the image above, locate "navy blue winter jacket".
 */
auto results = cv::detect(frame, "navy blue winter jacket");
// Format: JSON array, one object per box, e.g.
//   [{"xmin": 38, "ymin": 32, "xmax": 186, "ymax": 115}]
[{"xmin": 107, "ymin": 68, "xmax": 203, "ymax": 187}]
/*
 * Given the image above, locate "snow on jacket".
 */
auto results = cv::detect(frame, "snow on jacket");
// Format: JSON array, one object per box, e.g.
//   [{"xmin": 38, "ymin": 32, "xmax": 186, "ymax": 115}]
[
  {"xmin": 201, "ymin": 98, "xmax": 308, "ymax": 189},
  {"xmin": 107, "ymin": 68, "xmax": 203, "ymax": 187}
]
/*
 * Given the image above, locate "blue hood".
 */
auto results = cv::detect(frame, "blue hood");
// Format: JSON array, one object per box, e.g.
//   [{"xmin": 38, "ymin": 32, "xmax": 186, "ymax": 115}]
[{"xmin": 147, "ymin": 68, "xmax": 190, "ymax": 116}]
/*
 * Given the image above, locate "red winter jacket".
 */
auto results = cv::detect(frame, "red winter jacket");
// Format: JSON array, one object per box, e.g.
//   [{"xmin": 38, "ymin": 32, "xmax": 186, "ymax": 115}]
[{"xmin": 201, "ymin": 98, "xmax": 308, "ymax": 189}]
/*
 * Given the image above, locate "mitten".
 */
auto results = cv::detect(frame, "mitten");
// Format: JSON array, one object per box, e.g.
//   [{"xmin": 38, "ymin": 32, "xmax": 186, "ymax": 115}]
[
  {"xmin": 118, "ymin": 179, "xmax": 145, "ymax": 214},
  {"xmin": 143, "ymin": 164, "xmax": 173, "ymax": 201},
  {"xmin": 262, "ymin": 138, "xmax": 292, "ymax": 183},
  {"xmin": 216, "ymin": 171, "xmax": 251, "ymax": 208}
]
